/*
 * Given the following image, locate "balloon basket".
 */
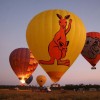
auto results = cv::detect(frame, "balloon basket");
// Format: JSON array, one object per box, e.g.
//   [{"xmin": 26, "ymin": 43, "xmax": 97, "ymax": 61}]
[{"xmin": 91, "ymin": 67, "xmax": 96, "ymax": 70}]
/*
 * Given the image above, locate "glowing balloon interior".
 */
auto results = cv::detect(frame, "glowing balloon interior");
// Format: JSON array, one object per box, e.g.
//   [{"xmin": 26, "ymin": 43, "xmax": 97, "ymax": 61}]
[{"xmin": 9, "ymin": 48, "xmax": 38, "ymax": 83}]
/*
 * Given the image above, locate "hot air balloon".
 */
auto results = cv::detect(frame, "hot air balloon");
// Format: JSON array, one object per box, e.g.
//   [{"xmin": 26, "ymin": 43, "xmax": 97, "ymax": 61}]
[
  {"xmin": 36, "ymin": 75, "xmax": 46, "ymax": 87},
  {"xmin": 25, "ymin": 75, "xmax": 33, "ymax": 85},
  {"xmin": 26, "ymin": 9, "xmax": 86, "ymax": 83},
  {"xmin": 9, "ymin": 48, "xmax": 38, "ymax": 84},
  {"xmin": 81, "ymin": 32, "xmax": 100, "ymax": 69}
]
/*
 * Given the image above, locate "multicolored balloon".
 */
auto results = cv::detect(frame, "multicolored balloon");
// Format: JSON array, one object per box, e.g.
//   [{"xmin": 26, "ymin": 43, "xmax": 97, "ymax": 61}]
[
  {"xmin": 81, "ymin": 32, "xmax": 100, "ymax": 69},
  {"xmin": 36, "ymin": 75, "xmax": 47, "ymax": 87},
  {"xmin": 9, "ymin": 48, "xmax": 38, "ymax": 83},
  {"xmin": 25, "ymin": 75, "xmax": 33, "ymax": 84},
  {"xmin": 26, "ymin": 9, "xmax": 86, "ymax": 82}
]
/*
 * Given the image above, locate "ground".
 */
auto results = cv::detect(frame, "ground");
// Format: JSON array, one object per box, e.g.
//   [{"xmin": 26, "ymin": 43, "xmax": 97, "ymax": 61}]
[{"xmin": 0, "ymin": 89, "xmax": 100, "ymax": 100}]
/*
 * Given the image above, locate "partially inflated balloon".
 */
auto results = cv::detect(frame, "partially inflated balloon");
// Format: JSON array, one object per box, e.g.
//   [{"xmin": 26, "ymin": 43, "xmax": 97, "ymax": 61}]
[
  {"xmin": 9, "ymin": 48, "xmax": 38, "ymax": 83},
  {"xmin": 36, "ymin": 75, "xmax": 46, "ymax": 87},
  {"xmin": 25, "ymin": 75, "xmax": 33, "ymax": 84},
  {"xmin": 81, "ymin": 32, "xmax": 100, "ymax": 69},
  {"xmin": 26, "ymin": 9, "xmax": 86, "ymax": 82}
]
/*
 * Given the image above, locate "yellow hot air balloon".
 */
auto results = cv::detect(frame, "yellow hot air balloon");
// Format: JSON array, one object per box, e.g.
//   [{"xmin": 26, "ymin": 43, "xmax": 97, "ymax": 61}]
[
  {"xmin": 26, "ymin": 9, "xmax": 86, "ymax": 83},
  {"xmin": 36, "ymin": 75, "xmax": 47, "ymax": 87}
]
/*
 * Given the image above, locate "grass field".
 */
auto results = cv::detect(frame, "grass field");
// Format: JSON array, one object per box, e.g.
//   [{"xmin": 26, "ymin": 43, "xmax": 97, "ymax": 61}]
[{"xmin": 0, "ymin": 89, "xmax": 100, "ymax": 100}]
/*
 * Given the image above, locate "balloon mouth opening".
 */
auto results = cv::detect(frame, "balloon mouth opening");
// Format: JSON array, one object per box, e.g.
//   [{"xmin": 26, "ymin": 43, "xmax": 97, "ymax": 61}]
[
  {"xmin": 40, "ymin": 80, "xmax": 43, "ymax": 82},
  {"xmin": 20, "ymin": 79, "xmax": 25, "ymax": 84},
  {"xmin": 19, "ymin": 78, "xmax": 26, "ymax": 84}
]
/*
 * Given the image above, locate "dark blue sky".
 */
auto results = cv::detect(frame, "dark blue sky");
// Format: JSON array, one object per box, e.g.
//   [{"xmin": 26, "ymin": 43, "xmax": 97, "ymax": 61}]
[{"xmin": 0, "ymin": 0, "xmax": 100, "ymax": 86}]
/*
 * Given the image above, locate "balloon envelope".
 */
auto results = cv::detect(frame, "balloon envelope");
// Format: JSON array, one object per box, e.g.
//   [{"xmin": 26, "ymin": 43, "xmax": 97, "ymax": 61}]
[
  {"xmin": 9, "ymin": 48, "xmax": 38, "ymax": 83},
  {"xmin": 25, "ymin": 75, "xmax": 33, "ymax": 84},
  {"xmin": 26, "ymin": 9, "xmax": 86, "ymax": 82},
  {"xmin": 36, "ymin": 75, "xmax": 46, "ymax": 87},
  {"xmin": 81, "ymin": 32, "xmax": 100, "ymax": 69}
]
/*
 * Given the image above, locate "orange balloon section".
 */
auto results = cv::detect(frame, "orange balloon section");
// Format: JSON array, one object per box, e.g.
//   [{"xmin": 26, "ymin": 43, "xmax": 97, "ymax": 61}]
[
  {"xmin": 9, "ymin": 48, "xmax": 38, "ymax": 83},
  {"xmin": 36, "ymin": 75, "xmax": 47, "ymax": 87},
  {"xmin": 81, "ymin": 32, "xmax": 100, "ymax": 69}
]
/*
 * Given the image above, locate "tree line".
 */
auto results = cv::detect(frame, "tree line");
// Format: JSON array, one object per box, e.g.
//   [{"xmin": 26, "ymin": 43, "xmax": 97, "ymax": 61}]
[{"xmin": 0, "ymin": 84, "xmax": 100, "ymax": 90}]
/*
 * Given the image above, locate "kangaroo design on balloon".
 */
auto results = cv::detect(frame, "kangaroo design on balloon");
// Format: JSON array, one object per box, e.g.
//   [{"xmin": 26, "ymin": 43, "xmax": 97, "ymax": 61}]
[{"xmin": 39, "ymin": 14, "xmax": 72, "ymax": 66}]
